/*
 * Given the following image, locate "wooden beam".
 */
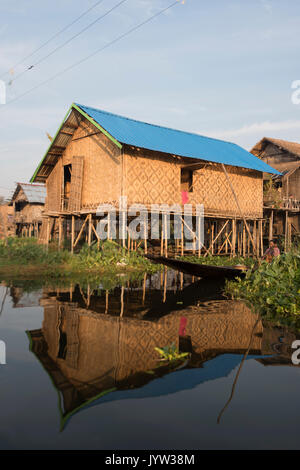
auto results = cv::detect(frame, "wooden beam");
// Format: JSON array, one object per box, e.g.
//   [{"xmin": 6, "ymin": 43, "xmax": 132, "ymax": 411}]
[
  {"xmin": 74, "ymin": 215, "xmax": 89, "ymax": 248},
  {"xmin": 221, "ymin": 164, "xmax": 257, "ymax": 255},
  {"xmin": 204, "ymin": 219, "xmax": 229, "ymax": 257}
]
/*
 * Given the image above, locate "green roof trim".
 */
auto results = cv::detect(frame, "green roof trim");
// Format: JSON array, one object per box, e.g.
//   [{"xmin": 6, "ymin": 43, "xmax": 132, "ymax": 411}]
[
  {"xmin": 72, "ymin": 103, "xmax": 122, "ymax": 150},
  {"xmin": 30, "ymin": 105, "xmax": 73, "ymax": 182},
  {"xmin": 30, "ymin": 102, "xmax": 122, "ymax": 183}
]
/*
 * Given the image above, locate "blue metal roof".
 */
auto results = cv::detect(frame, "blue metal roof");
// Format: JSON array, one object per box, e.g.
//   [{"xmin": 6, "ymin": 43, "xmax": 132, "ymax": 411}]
[{"xmin": 75, "ymin": 103, "xmax": 281, "ymax": 175}]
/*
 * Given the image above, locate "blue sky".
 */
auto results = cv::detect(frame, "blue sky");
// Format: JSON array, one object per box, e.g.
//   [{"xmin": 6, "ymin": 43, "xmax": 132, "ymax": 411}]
[{"xmin": 1, "ymin": 0, "xmax": 300, "ymax": 199}]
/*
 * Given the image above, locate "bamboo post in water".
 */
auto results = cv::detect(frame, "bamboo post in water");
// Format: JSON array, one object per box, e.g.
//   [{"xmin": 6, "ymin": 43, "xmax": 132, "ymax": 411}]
[{"xmin": 222, "ymin": 163, "xmax": 257, "ymax": 256}]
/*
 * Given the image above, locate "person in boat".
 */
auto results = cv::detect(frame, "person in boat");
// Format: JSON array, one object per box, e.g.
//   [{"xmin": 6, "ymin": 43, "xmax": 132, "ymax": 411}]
[{"xmin": 263, "ymin": 240, "xmax": 280, "ymax": 262}]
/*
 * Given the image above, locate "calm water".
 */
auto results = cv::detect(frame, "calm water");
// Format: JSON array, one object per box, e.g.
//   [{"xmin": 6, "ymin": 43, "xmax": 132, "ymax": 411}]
[{"xmin": 0, "ymin": 270, "xmax": 299, "ymax": 450}]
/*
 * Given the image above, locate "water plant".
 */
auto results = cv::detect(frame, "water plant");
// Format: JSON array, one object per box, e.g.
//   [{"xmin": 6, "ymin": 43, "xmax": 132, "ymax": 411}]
[
  {"xmin": 154, "ymin": 343, "xmax": 190, "ymax": 362},
  {"xmin": 225, "ymin": 249, "xmax": 300, "ymax": 328}
]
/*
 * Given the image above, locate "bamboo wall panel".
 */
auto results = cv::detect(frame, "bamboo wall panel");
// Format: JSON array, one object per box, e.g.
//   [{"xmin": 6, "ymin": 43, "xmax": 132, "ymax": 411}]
[
  {"xmin": 68, "ymin": 156, "xmax": 84, "ymax": 212},
  {"xmin": 62, "ymin": 119, "xmax": 122, "ymax": 209},
  {"xmin": 188, "ymin": 164, "xmax": 263, "ymax": 218},
  {"xmin": 46, "ymin": 158, "xmax": 62, "ymax": 212},
  {"xmin": 125, "ymin": 148, "xmax": 262, "ymax": 218},
  {"xmin": 124, "ymin": 147, "xmax": 181, "ymax": 206}
]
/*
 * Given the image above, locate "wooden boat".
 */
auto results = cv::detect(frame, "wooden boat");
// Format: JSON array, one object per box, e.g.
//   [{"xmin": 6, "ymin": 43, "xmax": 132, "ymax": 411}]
[{"xmin": 146, "ymin": 255, "xmax": 248, "ymax": 279}]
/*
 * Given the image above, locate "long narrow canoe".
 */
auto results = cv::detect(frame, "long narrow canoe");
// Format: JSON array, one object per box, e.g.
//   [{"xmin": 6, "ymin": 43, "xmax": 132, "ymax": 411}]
[{"xmin": 146, "ymin": 255, "xmax": 248, "ymax": 279}]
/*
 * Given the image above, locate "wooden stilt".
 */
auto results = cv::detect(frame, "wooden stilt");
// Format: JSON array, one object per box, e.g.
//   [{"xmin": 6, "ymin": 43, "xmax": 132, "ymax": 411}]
[
  {"xmin": 181, "ymin": 218, "xmax": 184, "ymax": 256},
  {"xmin": 58, "ymin": 217, "xmax": 63, "ymax": 250},
  {"xmin": 161, "ymin": 215, "xmax": 164, "ymax": 256},
  {"xmin": 144, "ymin": 212, "xmax": 148, "ymax": 255},
  {"xmin": 164, "ymin": 213, "xmax": 168, "ymax": 258},
  {"xmin": 232, "ymin": 219, "xmax": 236, "ymax": 257},
  {"xmin": 222, "ymin": 163, "xmax": 257, "ymax": 255},
  {"xmin": 71, "ymin": 216, "xmax": 75, "ymax": 254},
  {"xmin": 74, "ymin": 215, "xmax": 89, "ymax": 248},
  {"xmin": 269, "ymin": 210, "xmax": 273, "ymax": 241},
  {"xmin": 120, "ymin": 286, "xmax": 124, "ymax": 317},
  {"xmin": 243, "ymin": 223, "xmax": 246, "ymax": 257},
  {"xmin": 88, "ymin": 214, "xmax": 92, "ymax": 246}
]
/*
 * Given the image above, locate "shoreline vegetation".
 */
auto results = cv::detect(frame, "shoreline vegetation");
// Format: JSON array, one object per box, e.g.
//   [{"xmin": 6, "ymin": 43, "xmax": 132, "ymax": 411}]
[
  {"xmin": 225, "ymin": 248, "xmax": 300, "ymax": 329},
  {"xmin": 1, "ymin": 238, "xmax": 299, "ymax": 327},
  {"xmin": 0, "ymin": 238, "xmax": 160, "ymax": 283}
]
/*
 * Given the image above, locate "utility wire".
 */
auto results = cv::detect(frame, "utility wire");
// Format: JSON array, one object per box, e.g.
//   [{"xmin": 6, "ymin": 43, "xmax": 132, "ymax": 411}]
[
  {"xmin": 5, "ymin": 1, "xmax": 180, "ymax": 106},
  {"xmin": 10, "ymin": 0, "xmax": 129, "ymax": 84},
  {"xmin": 0, "ymin": 0, "xmax": 106, "ymax": 80}
]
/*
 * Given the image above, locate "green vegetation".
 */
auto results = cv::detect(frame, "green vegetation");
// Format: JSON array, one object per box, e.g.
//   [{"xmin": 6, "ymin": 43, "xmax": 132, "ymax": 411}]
[
  {"xmin": 181, "ymin": 254, "xmax": 255, "ymax": 268},
  {"xmin": 155, "ymin": 343, "xmax": 190, "ymax": 362},
  {"xmin": 0, "ymin": 237, "xmax": 160, "ymax": 281},
  {"xmin": 225, "ymin": 249, "xmax": 300, "ymax": 328}
]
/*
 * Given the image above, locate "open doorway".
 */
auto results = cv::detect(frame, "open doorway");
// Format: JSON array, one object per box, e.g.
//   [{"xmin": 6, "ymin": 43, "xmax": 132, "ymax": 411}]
[{"xmin": 63, "ymin": 164, "xmax": 72, "ymax": 209}]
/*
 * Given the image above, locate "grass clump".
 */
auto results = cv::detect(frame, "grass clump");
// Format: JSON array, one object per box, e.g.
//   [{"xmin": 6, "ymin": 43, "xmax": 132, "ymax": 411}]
[
  {"xmin": 225, "ymin": 249, "xmax": 300, "ymax": 328},
  {"xmin": 0, "ymin": 238, "xmax": 160, "ymax": 279}
]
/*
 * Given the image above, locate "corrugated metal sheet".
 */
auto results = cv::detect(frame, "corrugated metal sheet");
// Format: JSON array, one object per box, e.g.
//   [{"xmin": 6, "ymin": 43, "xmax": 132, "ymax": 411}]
[
  {"xmin": 20, "ymin": 183, "xmax": 46, "ymax": 204},
  {"xmin": 76, "ymin": 103, "xmax": 281, "ymax": 175}
]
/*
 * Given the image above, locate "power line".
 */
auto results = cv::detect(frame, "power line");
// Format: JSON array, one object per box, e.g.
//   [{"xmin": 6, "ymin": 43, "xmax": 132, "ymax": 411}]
[
  {"xmin": 5, "ymin": 1, "xmax": 181, "ymax": 106},
  {"xmin": 10, "ymin": 0, "xmax": 129, "ymax": 84},
  {"xmin": 0, "ymin": 0, "xmax": 106, "ymax": 80}
]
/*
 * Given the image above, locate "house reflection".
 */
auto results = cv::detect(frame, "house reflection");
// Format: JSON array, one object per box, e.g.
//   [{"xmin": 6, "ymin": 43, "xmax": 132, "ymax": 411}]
[{"xmin": 26, "ymin": 272, "xmax": 299, "ymax": 430}]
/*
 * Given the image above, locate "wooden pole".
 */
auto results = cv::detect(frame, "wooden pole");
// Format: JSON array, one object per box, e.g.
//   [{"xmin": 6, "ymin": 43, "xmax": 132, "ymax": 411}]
[
  {"xmin": 181, "ymin": 218, "xmax": 184, "ymax": 256},
  {"xmin": 259, "ymin": 220, "xmax": 264, "ymax": 257},
  {"xmin": 58, "ymin": 217, "xmax": 62, "ymax": 250},
  {"xmin": 88, "ymin": 214, "xmax": 92, "ymax": 246},
  {"xmin": 161, "ymin": 215, "xmax": 164, "ymax": 256},
  {"xmin": 74, "ymin": 215, "xmax": 89, "ymax": 248},
  {"xmin": 205, "ymin": 220, "xmax": 229, "ymax": 257},
  {"xmin": 144, "ymin": 212, "xmax": 148, "ymax": 254},
  {"xmin": 269, "ymin": 210, "xmax": 273, "ymax": 241},
  {"xmin": 164, "ymin": 213, "xmax": 168, "ymax": 258},
  {"xmin": 232, "ymin": 219, "xmax": 236, "ymax": 257},
  {"xmin": 71, "ymin": 216, "xmax": 75, "ymax": 254},
  {"xmin": 222, "ymin": 163, "xmax": 257, "ymax": 255}
]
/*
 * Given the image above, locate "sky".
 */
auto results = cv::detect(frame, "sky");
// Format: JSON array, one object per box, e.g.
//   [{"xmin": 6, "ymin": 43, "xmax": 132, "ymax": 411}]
[{"xmin": 1, "ymin": 0, "xmax": 300, "ymax": 199}]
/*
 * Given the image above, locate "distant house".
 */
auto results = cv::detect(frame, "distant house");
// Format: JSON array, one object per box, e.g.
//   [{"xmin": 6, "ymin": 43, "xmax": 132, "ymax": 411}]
[
  {"xmin": 251, "ymin": 137, "xmax": 300, "ymax": 244},
  {"xmin": 31, "ymin": 103, "xmax": 279, "ymax": 255},
  {"xmin": 0, "ymin": 204, "xmax": 14, "ymax": 239},
  {"xmin": 10, "ymin": 183, "xmax": 46, "ymax": 237}
]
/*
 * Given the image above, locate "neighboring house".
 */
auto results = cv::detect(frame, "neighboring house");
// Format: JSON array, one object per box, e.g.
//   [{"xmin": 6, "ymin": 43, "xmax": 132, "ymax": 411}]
[
  {"xmin": 31, "ymin": 103, "xmax": 279, "ymax": 255},
  {"xmin": 10, "ymin": 183, "xmax": 46, "ymax": 237},
  {"xmin": 0, "ymin": 204, "xmax": 14, "ymax": 239},
  {"xmin": 251, "ymin": 137, "xmax": 300, "ymax": 244}
]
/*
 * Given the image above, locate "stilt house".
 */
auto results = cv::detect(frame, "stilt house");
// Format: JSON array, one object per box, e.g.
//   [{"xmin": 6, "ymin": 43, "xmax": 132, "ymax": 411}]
[
  {"xmin": 31, "ymin": 103, "xmax": 279, "ymax": 256},
  {"xmin": 251, "ymin": 137, "xmax": 300, "ymax": 246},
  {"xmin": 10, "ymin": 183, "xmax": 46, "ymax": 237}
]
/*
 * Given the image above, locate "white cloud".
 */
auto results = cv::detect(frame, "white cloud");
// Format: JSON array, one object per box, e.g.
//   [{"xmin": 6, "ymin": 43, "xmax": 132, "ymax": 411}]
[{"xmin": 211, "ymin": 120, "xmax": 300, "ymax": 140}]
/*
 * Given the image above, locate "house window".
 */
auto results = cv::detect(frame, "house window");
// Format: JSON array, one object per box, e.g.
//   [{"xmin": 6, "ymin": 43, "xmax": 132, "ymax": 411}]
[{"xmin": 181, "ymin": 168, "xmax": 193, "ymax": 192}]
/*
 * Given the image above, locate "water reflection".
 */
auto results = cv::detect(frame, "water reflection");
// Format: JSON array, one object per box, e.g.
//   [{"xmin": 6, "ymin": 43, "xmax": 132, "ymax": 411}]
[{"xmin": 13, "ymin": 269, "xmax": 294, "ymax": 432}]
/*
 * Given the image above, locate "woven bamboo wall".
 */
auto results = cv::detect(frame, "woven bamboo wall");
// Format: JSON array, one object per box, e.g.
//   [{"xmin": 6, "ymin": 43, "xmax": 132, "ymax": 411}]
[
  {"xmin": 285, "ymin": 168, "xmax": 300, "ymax": 200},
  {"xmin": 189, "ymin": 163, "xmax": 263, "ymax": 218},
  {"xmin": 14, "ymin": 188, "xmax": 44, "ymax": 223},
  {"xmin": 0, "ymin": 205, "xmax": 14, "ymax": 237},
  {"xmin": 62, "ymin": 119, "xmax": 122, "ymax": 209},
  {"xmin": 124, "ymin": 147, "xmax": 180, "ymax": 207},
  {"xmin": 46, "ymin": 159, "xmax": 62, "ymax": 212},
  {"xmin": 125, "ymin": 147, "xmax": 263, "ymax": 218},
  {"xmin": 41, "ymin": 298, "xmax": 262, "ymax": 385}
]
